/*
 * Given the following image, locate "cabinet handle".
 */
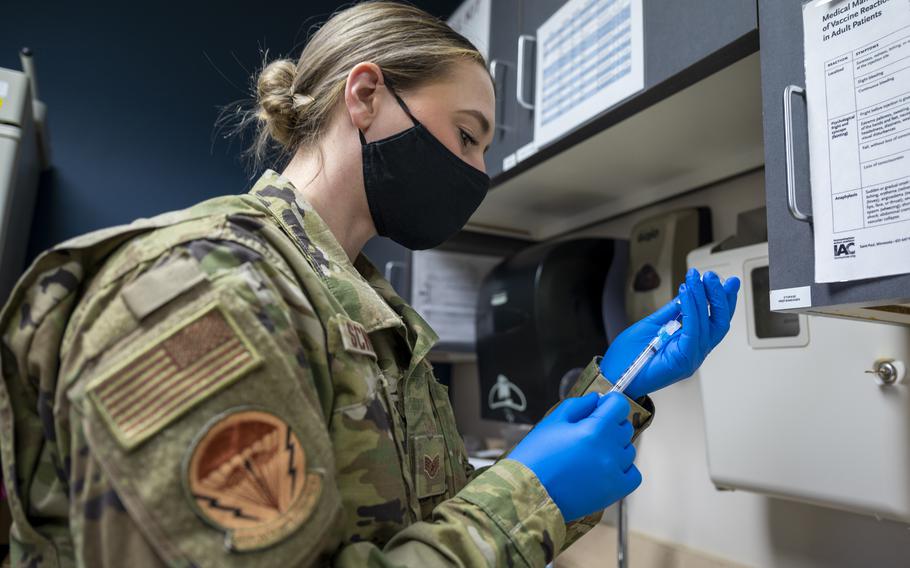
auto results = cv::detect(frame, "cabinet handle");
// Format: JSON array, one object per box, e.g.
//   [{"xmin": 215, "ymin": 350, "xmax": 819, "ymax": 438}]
[
  {"xmin": 489, "ymin": 59, "xmax": 512, "ymax": 133},
  {"xmin": 783, "ymin": 85, "xmax": 812, "ymax": 223},
  {"xmin": 490, "ymin": 59, "xmax": 504, "ymax": 83},
  {"xmin": 516, "ymin": 34, "xmax": 536, "ymax": 110}
]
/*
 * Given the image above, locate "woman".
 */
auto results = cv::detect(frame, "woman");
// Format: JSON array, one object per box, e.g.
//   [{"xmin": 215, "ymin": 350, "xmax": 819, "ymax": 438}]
[{"xmin": 0, "ymin": 2, "xmax": 739, "ymax": 567}]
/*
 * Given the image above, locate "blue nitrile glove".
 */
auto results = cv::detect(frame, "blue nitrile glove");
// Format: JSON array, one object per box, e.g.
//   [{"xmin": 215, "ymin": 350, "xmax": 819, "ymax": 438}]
[
  {"xmin": 601, "ymin": 268, "xmax": 740, "ymax": 400},
  {"xmin": 508, "ymin": 392, "xmax": 641, "ymax": 522}
]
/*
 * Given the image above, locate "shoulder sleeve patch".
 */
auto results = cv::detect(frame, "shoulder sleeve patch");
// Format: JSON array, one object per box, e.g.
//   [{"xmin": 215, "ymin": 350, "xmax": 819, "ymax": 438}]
[
  {"xmin": 336, "ymin": 317, "xmax": 376, "ymax": 359},
  {"xmin": 184, "ymin": 409, "xmax": 324, "ymax": 552},
  {"xmin": 86, "ymin": 304, "xmax": 262, "ymax": 450},
  {"xmin": 121, "ymin": 255, "xmax": 207, "ymax": 320}
]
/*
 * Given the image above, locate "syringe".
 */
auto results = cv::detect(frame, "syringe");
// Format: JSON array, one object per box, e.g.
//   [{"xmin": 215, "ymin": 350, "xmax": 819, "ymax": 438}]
[{"xmin": 609, "ymin": 315, "xmax": 683, "ymax": 395}]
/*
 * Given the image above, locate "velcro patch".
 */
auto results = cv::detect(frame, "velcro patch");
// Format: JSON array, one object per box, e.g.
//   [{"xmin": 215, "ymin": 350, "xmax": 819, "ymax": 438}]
[
  {"xmin": 185, "ymin": 409, "xmax": 324, "ymax": 551},
  {"xmin": 121, "ymin": 256, "xmax": 207, "ymax": 320},
  {"xmin": 337, "ymin": 318, "xmax": 376, "ymax": 359},
  {"xmin": 87, "ymin": 304, "xmax": 262, "ymax": 450},
  {"xmin": 412, "ymin": 434, "xmax": 447, "ymax": 498}
]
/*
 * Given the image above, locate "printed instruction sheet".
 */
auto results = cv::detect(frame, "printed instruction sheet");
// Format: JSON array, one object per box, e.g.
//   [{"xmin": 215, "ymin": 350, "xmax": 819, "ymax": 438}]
[
  {"xmin": 410, "ymin": 250, "xmax": 501, "ymax": 346},
  {"xmin": 803, "ymin": 0, "xmax": 910, "ymax": 282},
  {"xmin": 534, "ymin": 0, "xmax": 644, "ymax": 148}
]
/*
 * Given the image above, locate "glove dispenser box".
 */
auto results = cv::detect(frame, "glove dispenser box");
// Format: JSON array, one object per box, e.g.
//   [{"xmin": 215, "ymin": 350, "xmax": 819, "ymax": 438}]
[
  {"xmin": 689, "ymin": 242, "xmax": 910, "ymax": 522},
  {"xmin": 476, "ymin": 239, "xmax": 623, "ymax": 424}
]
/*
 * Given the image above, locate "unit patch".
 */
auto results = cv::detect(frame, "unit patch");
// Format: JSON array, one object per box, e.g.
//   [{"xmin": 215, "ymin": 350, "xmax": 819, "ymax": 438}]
[
  {"xmin": 337, "ymin": 318, "xmax": 376, "ymax": 359},
  {"xmin": 184, "ymin": 409, "xmax": 324, "ymax": 551},
  {"xmin": 86, "ymin": 304, "xmax": 262, "ymax": 449}
]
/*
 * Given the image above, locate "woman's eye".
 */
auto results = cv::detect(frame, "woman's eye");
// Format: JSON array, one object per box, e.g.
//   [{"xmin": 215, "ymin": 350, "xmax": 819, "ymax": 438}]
[{"xmin": 459, "ymin": 129, "xmax": 478, "ymax": 148}]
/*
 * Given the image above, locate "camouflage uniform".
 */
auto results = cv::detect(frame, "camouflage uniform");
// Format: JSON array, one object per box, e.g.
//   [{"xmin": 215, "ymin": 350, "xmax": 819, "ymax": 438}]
[{"xmin": 0, "ymin": 170, "xmax": 653, "ymax": 567}]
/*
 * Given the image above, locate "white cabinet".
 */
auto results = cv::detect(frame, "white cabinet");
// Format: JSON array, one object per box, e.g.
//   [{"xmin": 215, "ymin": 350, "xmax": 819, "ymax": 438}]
[{"xmin": 689, "ymin": 241, "xmax": 910, "ymax": 522}]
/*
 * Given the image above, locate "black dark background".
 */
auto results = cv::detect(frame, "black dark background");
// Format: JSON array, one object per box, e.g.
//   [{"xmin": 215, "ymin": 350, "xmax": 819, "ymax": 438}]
[{"xmin": 0, "ymin": 0, "xmax": 464, "ymax": 260}]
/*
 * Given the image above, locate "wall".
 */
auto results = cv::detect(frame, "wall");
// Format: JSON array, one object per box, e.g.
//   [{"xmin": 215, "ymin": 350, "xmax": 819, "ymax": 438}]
[
  {"xmin": 451, "ymin": 169, "xmax": 910, "ymax": 567},
  {"xmin": 0, "ymin": 0, "xmax": 462, "ymax": 264}
]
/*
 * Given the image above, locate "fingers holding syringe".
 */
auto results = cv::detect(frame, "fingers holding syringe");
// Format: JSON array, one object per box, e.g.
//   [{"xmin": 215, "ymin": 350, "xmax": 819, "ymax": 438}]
[
  {"xmin": 723, "ymin": 276, "xmax": 741, "ymax": 317},
  {"xmin": 704, "ymin": 272, "xmax": 732, "ymax": 341},
  {"xmin": 686, "ymin": 269, "xmax": 711, "ymax": 355},
  {"xmin": 705, "ymin": 272, "xmax": 743, "ymax": 344},
  {"xmin": 675, "ymin": 281, "xmax": 701, "ymax": 375},
  {"xmin": 548, "ymin": 392, "xmax": 600, "ymax": 424}
]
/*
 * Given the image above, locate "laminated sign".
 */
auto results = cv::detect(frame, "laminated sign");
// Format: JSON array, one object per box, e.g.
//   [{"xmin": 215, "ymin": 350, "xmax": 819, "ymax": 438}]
[{"xmin": 802, "ymin": 0, "xmax": 910, "ymax": 282}]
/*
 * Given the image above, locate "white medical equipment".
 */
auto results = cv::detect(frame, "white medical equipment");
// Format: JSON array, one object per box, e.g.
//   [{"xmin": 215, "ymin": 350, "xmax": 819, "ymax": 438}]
[
  {"xmin": 689, "ymin": 240, "xmax": 910, "ymax": 523},
  {"xmin": 0, "ymin": 48, "xmax": 49, "ymax": 301}
]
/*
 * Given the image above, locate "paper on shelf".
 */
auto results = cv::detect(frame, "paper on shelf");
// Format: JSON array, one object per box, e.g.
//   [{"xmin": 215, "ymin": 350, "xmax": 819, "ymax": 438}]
[{"xmin": 411, "ymin": 250, "xmax": 501, "ymax": 345}]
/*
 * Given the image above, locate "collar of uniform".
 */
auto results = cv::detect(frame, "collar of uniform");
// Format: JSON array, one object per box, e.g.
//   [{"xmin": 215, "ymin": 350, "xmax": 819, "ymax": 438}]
[
  {"xmin": 354, "ymin": 255, "xmax": 439, "ymax": 366},
  {"xmin": 249, "ymin": 170, "xmax": 402, "ymax": 333}
]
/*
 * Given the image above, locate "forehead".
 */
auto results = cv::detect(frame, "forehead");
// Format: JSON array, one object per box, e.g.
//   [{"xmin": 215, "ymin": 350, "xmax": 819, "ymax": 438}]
[{"xmin": 413, "ymin": 61, "xmax": 495, "ymax": 112}]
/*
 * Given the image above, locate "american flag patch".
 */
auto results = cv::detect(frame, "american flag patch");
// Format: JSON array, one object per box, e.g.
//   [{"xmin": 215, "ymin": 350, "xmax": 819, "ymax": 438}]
[{"xmin": 87, "ymin": 304, "xmax": 262, "ymax": 450}]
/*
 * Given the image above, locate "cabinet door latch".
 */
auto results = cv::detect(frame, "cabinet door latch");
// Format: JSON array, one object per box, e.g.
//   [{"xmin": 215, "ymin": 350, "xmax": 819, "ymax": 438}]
[{"xmin": 865, "ymin": 359, "xmax": 906, "ymax": 386}]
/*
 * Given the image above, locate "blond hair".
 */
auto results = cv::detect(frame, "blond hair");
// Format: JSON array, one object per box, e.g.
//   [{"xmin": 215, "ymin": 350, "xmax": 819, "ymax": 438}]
[{"xmin": 231, "ymin": 1, "xmax": 485, "ymax": 166}]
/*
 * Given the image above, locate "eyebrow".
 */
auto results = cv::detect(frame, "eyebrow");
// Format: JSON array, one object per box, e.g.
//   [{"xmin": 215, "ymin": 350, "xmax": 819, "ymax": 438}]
[{"xmin": 456, "ymin": 109, "xmax": 492, "ymax": 137}]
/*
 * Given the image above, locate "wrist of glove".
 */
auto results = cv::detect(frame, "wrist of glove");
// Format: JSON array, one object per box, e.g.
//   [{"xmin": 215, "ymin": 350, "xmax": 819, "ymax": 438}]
[{"xmin": 508, "ymin": 392, "xmax": 641, "ymax": 522}]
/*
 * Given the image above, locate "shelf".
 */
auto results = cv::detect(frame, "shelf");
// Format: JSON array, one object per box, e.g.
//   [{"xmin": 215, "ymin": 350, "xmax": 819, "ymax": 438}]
[{"xmin": 466, "ymin": 52, "xmax": 764, "ymax": 241}]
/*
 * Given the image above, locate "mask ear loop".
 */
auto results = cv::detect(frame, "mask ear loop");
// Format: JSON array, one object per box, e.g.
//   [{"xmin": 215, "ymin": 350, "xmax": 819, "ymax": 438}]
[
  {"xmin": 358, "ymin": 82, "xmax": 419, "ymax": 146},
  {"xmin": 387, "ymin": 84, "xmax": 419, "ymax": 127}
]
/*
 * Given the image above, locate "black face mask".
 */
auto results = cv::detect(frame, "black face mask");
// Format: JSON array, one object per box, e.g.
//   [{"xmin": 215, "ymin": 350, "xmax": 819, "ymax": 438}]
[{"xmin": 360, "ymin": 86, "xmax": 491, "ymax": 250}]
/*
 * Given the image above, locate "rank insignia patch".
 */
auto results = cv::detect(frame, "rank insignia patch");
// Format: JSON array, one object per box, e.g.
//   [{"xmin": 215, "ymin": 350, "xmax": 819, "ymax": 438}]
[
  {"xmin": 185, "ymin": 409, "xmax": 324, "ymax": 551},
  {"xmin": 87, "ymin": 304, "xmax": 262, "ymax": 449},
  {"xmin": 424, "ymin": 454, "xmax": 441, "ymax": 479},
  {"xmin": 412, "ymin": 434, "xmax": 446, "ymax": 498}
]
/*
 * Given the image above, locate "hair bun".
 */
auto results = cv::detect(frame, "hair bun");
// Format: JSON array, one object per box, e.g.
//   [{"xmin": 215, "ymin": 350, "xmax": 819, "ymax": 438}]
[
  {"xmin": 292, "ymin": 93, "xmax": 315, "ymax": 109},
  {"xmin": 256, "ymin": 58, "xmax": 300, "ymax": 146}
]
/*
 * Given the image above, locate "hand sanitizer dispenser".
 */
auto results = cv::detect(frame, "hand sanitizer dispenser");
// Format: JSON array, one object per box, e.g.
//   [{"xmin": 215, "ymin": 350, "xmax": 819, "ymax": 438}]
[{"xmin": 626, "ymin": 208, "xmax": 711, "ymax": 322}]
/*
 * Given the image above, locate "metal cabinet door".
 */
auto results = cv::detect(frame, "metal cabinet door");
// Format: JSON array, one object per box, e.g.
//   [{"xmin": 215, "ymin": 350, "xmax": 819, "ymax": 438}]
[
  {"xmin": 759, "ymin": 0, "xmax": 910, "ymax": 315},
  {"xmin": 496, "ymin": 0, "xmax": 756, "ymax": 179},
  {"xmin": 511, "ymin": 0, "xmax": 565, "ymax": 160},
  {"xmin": 485, "ymin": 0, "xmax": 524, "ymax": 179},
  {"xmin": 644, "ymin": 0, "xmax": 756, "ymax": 88}
]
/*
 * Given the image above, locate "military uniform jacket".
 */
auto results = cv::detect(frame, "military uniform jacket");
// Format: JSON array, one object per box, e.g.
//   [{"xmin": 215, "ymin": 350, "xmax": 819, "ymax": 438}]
[{"xmin": 0, "ymin": 171, "xmax": 653, "ymax": 567}]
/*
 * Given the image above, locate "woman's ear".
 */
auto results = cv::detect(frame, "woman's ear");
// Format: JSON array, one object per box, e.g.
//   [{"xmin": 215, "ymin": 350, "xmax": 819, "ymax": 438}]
[{"xmin": 344, "ymin": 62, "xmax": 384, "ymax": 134}]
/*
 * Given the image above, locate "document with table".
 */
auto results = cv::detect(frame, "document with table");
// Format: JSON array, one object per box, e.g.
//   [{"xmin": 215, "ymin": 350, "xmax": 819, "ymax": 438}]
[
  {"xmin": 533, "ymin": 0, "xmax": 644, "ymax": 148},
  {"xmin": 803, "ymin": 0, "xmax": 910, "ymax": 282}
]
